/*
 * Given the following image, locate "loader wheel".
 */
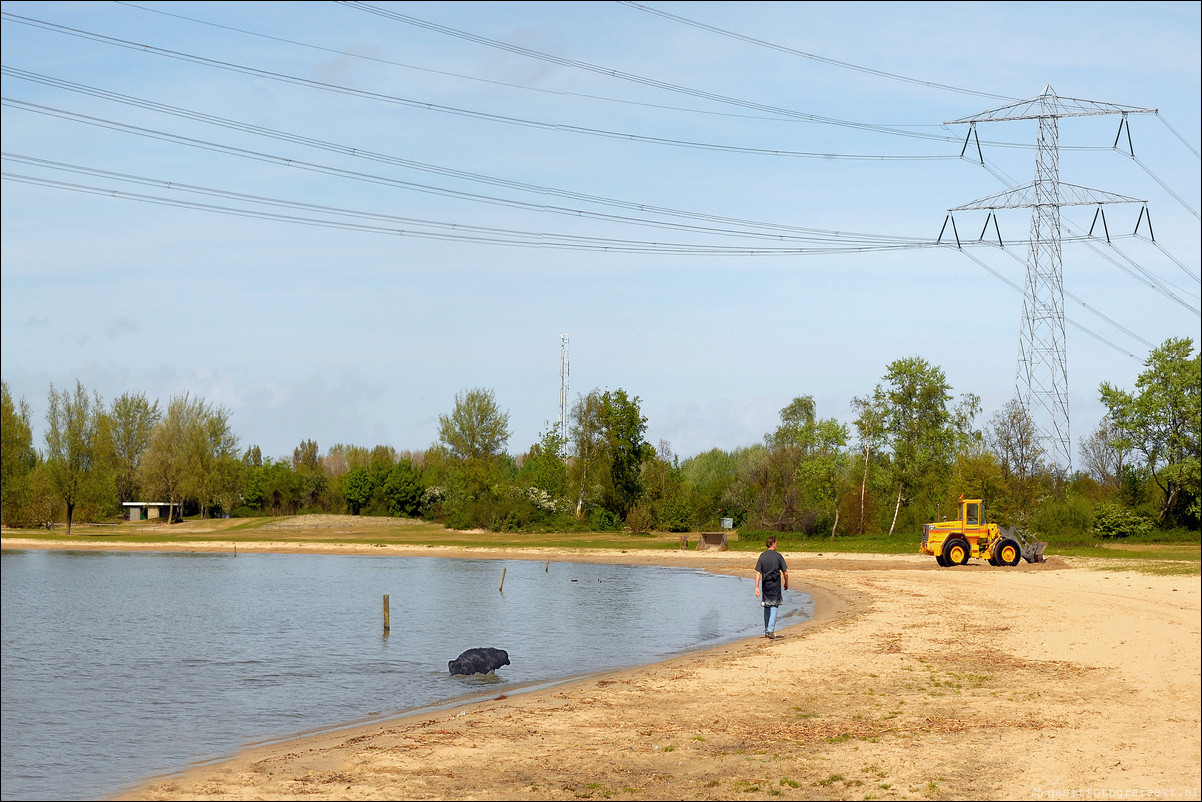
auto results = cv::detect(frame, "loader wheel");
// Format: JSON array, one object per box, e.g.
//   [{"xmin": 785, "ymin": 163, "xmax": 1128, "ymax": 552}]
[
  {"xmin": 942, "ymin": 538, "xmax": 970, "ymax": 566},
  {"xmin": 997, "ymin": 539, "xmax": 1021, "ymax": 567},
  {"xmin": 936, "ymin": 554, "xmax": 949, "ymax": 567}
]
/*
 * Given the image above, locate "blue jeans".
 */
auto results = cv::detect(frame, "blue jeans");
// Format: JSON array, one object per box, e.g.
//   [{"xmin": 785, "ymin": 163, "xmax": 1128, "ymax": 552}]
[{"xmin": 763, "ymin": 603, "xmax": 779, "ymax": 634}]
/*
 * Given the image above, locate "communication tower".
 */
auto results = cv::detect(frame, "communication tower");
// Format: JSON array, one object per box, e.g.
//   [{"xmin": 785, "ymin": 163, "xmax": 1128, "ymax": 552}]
[{"xmin": 558, "ymin": 334, "xmax": 570, "ymax": 455}]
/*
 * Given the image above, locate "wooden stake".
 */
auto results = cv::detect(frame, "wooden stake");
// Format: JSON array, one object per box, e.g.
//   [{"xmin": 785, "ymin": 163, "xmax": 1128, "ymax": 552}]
[
  {"xmin": 383, "ymin": 594, "xmax": 390, "ymax": 635},
  {"xmin": 499, "ymin": 567, "xmax": 507, "ymax": 594}
]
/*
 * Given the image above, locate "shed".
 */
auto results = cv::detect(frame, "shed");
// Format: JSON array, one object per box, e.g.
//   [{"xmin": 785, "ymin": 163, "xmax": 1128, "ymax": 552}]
[{"xmin": 122, "ymin": 502, "xmax": 177, "ymax": 521}]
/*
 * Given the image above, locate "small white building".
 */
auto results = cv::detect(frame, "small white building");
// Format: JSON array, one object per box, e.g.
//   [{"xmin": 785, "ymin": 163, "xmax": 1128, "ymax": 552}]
[{"xmin": 122, "ymin": 502, "xmax": 177, "ymax": 521}]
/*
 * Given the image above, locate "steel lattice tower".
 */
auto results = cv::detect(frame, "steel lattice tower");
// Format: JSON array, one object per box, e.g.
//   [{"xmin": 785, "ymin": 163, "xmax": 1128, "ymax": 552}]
[
  {"xmin": 942, "ymin": 86, "xmax": 1155, "ymax": 471},
  {"xmin": 558, "ymin": 334, "xmax": 570, "ymax": 455}
]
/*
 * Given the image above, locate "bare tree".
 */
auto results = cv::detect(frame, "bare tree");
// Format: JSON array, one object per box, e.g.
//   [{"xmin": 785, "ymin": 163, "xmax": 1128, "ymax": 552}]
[
  {"xmin": 1078, "ymin": 417, "xmax": 1128, "ymax": 489},
  {"xmin": 985, "ymin": 398, "xmax": 1045, "ymax": 481}
]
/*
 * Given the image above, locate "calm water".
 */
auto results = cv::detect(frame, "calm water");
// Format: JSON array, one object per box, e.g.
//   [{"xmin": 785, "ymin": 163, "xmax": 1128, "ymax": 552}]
[{"xmin": 0, "ymin": 549, "xmax": 811, "ymax": 801}]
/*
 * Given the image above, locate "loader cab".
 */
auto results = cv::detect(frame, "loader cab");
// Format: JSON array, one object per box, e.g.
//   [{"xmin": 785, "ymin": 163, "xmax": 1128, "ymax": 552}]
[
  {"xmin": 960, "ymin": 498, "xmax": 983, "ymax": 527},
  {"xmin": 956, "ymin": 497, "xmax": 985, "ymax": 529}
]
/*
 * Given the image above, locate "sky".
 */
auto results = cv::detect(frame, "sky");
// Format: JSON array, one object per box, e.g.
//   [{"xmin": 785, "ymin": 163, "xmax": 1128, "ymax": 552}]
[{"xmin": 2, "ymin": 1, "xmax": 1199, "ymax": 467}]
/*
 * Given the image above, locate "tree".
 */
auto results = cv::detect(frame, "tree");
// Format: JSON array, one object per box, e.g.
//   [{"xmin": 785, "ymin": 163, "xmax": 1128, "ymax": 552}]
[
  {"xmin": 244, "ymin": 458, "xmax": 300, "ymax": 514},
  {"xmin": 44, "ymin": 380, "xmax": 114, "ymax": 533},
  {"xmin": 757, "ymin": 395, "xmax": 848, "ymax": 535},
  {"xmin": 1078, "ymin": 416, "xmax": 1128, "ymax": 490},
  {"xmin": 139, "ymin": 394, "xmax": 204, "ymax": 522},
  {"xmin": 850, "ymin": 393, "xmax": 888, "ymax": 535},
  {"xmin": 519, "ymin": 426, "xmax": 569, "ymax": 499},
  {"xmin": 767, "ymin": 396, "xmax": 816, "ymax": 451},
  {"xmin": 109, "ymin": 392, "xmax": 161, "ymax": 504},
  {"xmin": 807, "ymin": 418, "xmax": 850, "ymax": 537},
  {"xmin": 950, "ymin": 393, "xmax": 983, "ymax": 458},
  {"xmin": 875, "ymin": 357, "xmax": 957, "ymax": 533},
  {"xmin": 569, "ymin": 391, "xmax": 606, "ymax": 519},
  {"xmin": 242, "ymin": 445, "xmax": 263, "ymax": 468},
  {"xmin": 292, "ymin": 439, "xmax": 327, "ymax": 510},
  {"xmin": 985, "ymin": 398, "xmax": 1044, "ymax": 482},
  {"xmin": 342, "ymin": 466, "xmax": 373, "ymax": 515},
  {"xmin": 680, "ymin": 447, "xmax": 753, "ymax": 529},
  {"xmin": 599, "ymin": 389, "xmax": 650, "ymax": 522},
  {"xmin": 383, "ymin": 459, "xmax": 424, "ymax": 517},
  {"xmin": 642, "ymin": 440, "xmax": 691, "ymax": 532},
  {"xmin": 187, "ymin": 402, "xmax": 240, "ymax": 518},
  {"xmin": 2, "ymin": 382, "xmax": 39, "ymax": 527},
  {"xmin": 1099, "ymin": 337, "xmax": 1201, "ymax": 525},
  {"xmin": 438, "ymin": 388, "xmax": 511, "ymax": 460}
]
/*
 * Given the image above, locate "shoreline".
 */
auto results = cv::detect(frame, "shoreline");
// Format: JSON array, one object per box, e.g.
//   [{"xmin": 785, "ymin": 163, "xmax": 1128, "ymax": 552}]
[{"xmin": 5, "ymin": 536, "xmax": 1199, "ymax": 800}]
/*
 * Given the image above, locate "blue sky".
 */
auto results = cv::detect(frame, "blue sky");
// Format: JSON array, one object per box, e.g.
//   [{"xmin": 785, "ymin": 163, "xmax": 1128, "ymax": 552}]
[{"xmin": 2, "ymin": 1, "xmax": 1199, "ymax": 465}]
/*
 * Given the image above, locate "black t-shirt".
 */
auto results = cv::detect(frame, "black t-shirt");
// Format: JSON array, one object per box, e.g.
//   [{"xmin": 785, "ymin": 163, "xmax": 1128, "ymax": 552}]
[{"xmin": 755, "ymin": 549, "xmax": 788, "ymax": 606}]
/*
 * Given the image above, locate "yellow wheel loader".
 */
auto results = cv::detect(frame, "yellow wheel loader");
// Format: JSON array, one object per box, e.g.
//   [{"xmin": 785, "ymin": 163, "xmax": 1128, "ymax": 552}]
[{"xmin": 919, "ymin": 497, "xmax": 1047, "ymax": 567}]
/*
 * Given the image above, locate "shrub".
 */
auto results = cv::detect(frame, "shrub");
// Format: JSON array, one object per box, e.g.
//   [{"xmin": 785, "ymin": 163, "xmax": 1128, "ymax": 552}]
[
  {"xmin": 1027, "ymin": 492, "xmax": 1095, "ymax": 542},
  {"xmin": 1091, "ymin": 502, "xmax": 1154, "ymax": 539},
  {"xmin": 625, "ymin": 502, "xmax": 652, "ymax": 534}
]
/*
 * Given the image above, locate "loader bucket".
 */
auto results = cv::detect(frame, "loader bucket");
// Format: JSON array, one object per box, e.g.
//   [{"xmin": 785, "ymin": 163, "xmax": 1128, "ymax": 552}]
[
  {"xmin": 1022, "ymin": 541, "xmax": 1048, "ymax": 563},
  {"xmin": 1001, "ymin": 525, "xmax": 1047, "ymax": 564}
]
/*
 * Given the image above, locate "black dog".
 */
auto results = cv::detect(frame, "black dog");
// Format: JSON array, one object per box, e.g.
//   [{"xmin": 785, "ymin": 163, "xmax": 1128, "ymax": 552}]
[{"xmin": 448, "ymin": 647, "xmax": 510, "ymax": 676}]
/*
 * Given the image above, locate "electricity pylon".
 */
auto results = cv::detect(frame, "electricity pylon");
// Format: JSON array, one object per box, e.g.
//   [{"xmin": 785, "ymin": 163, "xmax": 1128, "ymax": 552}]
[{"xmin": 941, "ymin": 86, "xmax": 1155, "ymax": 471}]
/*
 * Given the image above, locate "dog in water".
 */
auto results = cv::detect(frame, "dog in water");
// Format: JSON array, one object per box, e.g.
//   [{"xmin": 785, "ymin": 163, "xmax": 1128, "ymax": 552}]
[{"xmin": 448, "ymin": 647, "xmax": 510, "ymax": 676}]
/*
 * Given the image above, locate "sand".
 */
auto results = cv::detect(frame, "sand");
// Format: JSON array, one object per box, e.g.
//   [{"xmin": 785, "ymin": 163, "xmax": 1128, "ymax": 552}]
[{"xmin": 3, "ymin": 535, "xmax": 1199, "ymax": 801}]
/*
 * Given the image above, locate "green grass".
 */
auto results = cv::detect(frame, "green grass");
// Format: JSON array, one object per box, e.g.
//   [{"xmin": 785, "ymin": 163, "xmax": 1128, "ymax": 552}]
[
  {"xmin": 2, "ymin": 517, "xmax": 695, "ymax": 552},
  {"xmin": 1054, "ymin": 543, "xmax": 1201, "ymax": 560},
  {"xmin": 4, "ymin": 515, "xmax": 1197, "ymax": 574}
]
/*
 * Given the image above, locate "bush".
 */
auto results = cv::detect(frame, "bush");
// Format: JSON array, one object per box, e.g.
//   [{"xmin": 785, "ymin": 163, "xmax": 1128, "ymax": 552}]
[
  {"xmin": 625, "ymin": 502, "xmax": 652, "ymax": 534},
  {"xmin": 588, "ymin": 507, "xmax": 620, "ymax": 531},
  {"xmin": 1028, "ymin": 493, "xmax": 1094, "ymax": 543},
  {"xmin": 1091, "ymin": 502, "xmax": 1154, "ymax": 539}
]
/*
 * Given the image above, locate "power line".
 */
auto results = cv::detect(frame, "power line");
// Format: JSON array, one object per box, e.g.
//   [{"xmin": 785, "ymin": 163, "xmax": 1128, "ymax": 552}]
[
  {"xmin": 110, "ymin": 0, "xmax": 916, "ymax": 128},
  {"xmin": 1, "ymin": 164, "xmax": 937, "ymax": 256},
  {"xmin": 620, "ymin": 1, "xmax": 1019, "ymax": 102},
  {"xmin": 0, "ymin": 11, "xmax": 960, "ymax": 162},
  {"xmin": 0, "ymin": 98, "xmax": 935, "ymax": 249},
  {"xmin": 0, "ymin": 72, "xmax": 930, "ymax": 244}
]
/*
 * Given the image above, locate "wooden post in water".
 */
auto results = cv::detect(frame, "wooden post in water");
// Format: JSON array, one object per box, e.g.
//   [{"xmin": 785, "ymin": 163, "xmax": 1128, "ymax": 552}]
[
  {"xmin": 545, "ymin": 558, "xmax": 549, "ymax": 573},
  {"xmin": 383, "ymin": 594, "xmax": 390, "ymax": 636},
  {"xmin": 499, "ymin": 567, "xmax": 507, "ymax": 594}
]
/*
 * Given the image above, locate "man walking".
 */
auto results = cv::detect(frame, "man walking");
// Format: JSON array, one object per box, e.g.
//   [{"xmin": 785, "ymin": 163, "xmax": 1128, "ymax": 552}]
[{"xmin": 754, "ymin": 535, "xmax": 789, "ymax": 639}]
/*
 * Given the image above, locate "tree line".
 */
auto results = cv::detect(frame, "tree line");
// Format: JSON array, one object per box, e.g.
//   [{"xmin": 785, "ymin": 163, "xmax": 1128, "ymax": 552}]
[{"xmin": 2, "ymin": 337, "xmax": 1198, "ymax": 540}]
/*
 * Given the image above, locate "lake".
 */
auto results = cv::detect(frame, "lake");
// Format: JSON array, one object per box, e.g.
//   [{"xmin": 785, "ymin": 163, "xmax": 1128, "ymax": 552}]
[{"xmin": 0, "ymin": 548, "xmax": 812, "ymax": 801}]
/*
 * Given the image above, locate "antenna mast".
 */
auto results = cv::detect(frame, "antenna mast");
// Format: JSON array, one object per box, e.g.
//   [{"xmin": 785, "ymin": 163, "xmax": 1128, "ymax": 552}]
[{"xmin": 558, "ymin": 334, "xmax": 570, "ymax": 455}]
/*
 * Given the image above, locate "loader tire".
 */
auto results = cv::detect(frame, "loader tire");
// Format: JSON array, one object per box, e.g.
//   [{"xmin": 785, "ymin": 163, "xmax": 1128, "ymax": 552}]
[
  {"xmin": 997, "ymin": 539, "xmax": 1021, "ymax": 567},
  {"xmin": 942, "ymin": 538, "xmax": 970, "ymax": 566},
  {"xmin": 936, "ymin": 554, "xmax": 949, "ymax": 567}
]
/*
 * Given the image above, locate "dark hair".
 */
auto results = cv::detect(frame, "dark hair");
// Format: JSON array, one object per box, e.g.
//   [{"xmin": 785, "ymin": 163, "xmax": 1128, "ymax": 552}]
[{"xmin": 765, "ymin": 535, "xmax": 777, "ymax": 548}]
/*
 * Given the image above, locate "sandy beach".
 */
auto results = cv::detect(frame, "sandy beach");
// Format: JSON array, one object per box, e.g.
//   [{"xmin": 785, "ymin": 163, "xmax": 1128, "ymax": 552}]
[{"xmin": 4, "ymin": 535, "xmax": 1199, "ymax": 801}]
